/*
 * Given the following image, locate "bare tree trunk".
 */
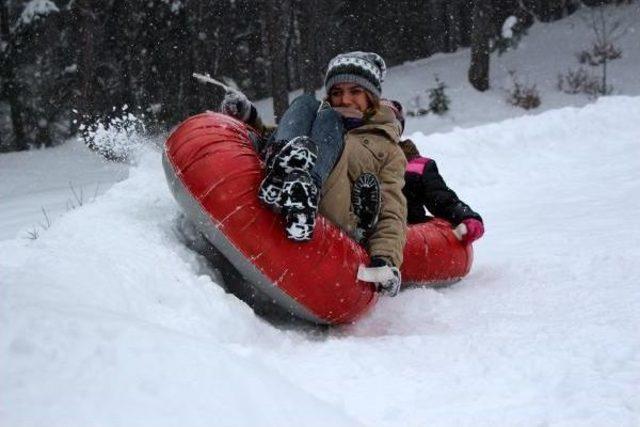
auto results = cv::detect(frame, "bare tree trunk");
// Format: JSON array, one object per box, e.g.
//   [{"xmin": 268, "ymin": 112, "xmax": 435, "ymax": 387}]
[
  {"xmin": 285, "ymin": 5, "xmax": 297, "ymax": 91},
  {"xmin": 264, "ymin": 0, "xmax": 291, "ymax": 123},
  {"xmin": 445, "ymin": 0, "xmax": 463, "ymax": 52},
  {"xmin": 1, "ymin": 2, "xmax": 27, "ymax": 151},
  {"xmin": 76, "ymin": 0, "xmax": 97, "ymax": 116},
  {"xmin": 38, "ymin": 13, "xmax": 60, "ymax": 148},
  {"xmin": 428, "ymin": 0, "xmax": 447, "ymax": 55},
  {"xmin": 601, "ymin": 55, "xmax": 608, "ymax": 94},
  {"xmin": 297, "ymin": 0, "xmax": 320, "ymax": 95},
  {"xmin": 468, "ymin": 0, "xmax": 493, "ymax": 91}
]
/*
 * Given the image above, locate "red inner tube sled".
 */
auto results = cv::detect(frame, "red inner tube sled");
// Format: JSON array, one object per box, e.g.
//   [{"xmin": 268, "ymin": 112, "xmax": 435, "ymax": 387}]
[{"xmin": 163, "ymin": 112, "xmax": 473, "ymax": 325}]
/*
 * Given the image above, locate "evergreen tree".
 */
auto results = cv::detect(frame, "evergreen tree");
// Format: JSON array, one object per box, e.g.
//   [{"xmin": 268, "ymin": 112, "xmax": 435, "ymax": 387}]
[
  {"xmin": 428, "ymin": 76, "xmax": 450, "ymax": 114},
  {"xmin": 0, "ymin": 0, "xmax": 606, "ymax": 152}
]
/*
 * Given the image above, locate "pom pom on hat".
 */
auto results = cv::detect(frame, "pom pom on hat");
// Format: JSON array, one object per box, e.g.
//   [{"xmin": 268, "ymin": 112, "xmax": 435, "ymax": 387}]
[{"xmin": 324, "ymin": 51, "xmax": 387, "ymax": 100}]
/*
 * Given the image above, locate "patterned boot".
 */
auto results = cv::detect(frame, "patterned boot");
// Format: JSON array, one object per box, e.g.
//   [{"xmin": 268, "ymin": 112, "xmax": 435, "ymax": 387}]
[
  {"xmin": 258, "ymin": 136, "xmax": 317, "ymax": 211},
  {"xmin": 280, "ymin": 170, "xmax": 319, "ymax": 242},
  {"xmin": 352, "ymin": 173, "xmax": 381, "ymax": 242}
]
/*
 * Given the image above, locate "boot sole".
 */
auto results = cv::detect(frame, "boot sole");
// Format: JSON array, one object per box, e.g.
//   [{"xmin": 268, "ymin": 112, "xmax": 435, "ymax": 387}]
[{"xmin": 258, "ymin": 136, "xmax": 318, "ymax": 210}]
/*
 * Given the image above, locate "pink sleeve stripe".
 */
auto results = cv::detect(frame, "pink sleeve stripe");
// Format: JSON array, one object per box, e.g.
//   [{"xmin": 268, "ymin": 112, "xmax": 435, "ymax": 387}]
[{"xmin": 406, "ymin": 157, "xmax": 429, "ymax": 174}]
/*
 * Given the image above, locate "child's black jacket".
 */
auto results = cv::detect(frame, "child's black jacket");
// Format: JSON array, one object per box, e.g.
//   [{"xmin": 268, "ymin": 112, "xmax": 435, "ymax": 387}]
[{"xmin": 404, "ymin": 156, "xmax": 482, "ymax": 226}]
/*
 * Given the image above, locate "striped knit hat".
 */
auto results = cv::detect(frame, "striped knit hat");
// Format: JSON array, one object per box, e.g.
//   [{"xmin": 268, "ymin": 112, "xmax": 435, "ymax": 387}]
[{"xmin": 324, "ymin": 51, "xmax": 387, "ymax": 100}]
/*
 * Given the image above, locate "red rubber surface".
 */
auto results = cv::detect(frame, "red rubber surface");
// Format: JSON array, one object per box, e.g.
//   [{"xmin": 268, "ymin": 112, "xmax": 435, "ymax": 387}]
[{"xmin": 164, "ymin": 112, "xmax": 473, "ymax": 324}]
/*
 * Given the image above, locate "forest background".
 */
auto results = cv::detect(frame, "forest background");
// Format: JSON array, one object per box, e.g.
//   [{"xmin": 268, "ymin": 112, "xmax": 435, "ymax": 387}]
[{"xmin": 0, "ymin": 0, "xmax": 623, "ymax": 152}]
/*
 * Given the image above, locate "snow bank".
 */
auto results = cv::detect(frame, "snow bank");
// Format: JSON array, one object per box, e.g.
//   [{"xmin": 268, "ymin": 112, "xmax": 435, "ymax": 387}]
[
  {"xmin": 2, "ymin": 96, "xmax": 639, "ymax": 426},
  {"xmin": 0, "ymin": 153, "xmax": 359, "ymax": 426},
  {"xmin": 258, "ymin": 97, "xmax": 640, "ymax": 427},
  {"xmin": 0, "ymin": 139, "xmax": 128, "ymax": 241}
]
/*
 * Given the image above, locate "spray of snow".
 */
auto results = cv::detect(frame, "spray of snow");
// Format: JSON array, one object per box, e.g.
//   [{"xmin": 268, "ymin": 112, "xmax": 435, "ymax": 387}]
[
  {"xmin": 161, "ymin": 0, "xmax": 184, "ymax": 13},
  {"xmin": 502, "ymin": 15, "xmax": 518, "ymax": 39},
  {"xmin": 17, "ymin": 0, "xmax": 59, "ymax": 26},
  {"xmin": 80, "ymin": 110, "xmax": 155, "ymax": 164}
]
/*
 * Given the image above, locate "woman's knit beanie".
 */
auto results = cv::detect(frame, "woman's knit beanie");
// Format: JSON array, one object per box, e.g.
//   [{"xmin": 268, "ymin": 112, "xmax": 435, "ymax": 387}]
[{"xmin": 324, "ymin": 51, "xmax": 387, "ymax": 100}]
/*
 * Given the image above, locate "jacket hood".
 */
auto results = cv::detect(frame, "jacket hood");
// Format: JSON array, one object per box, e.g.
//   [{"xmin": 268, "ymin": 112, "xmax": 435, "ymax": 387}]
[{"xmin": 350, "ymin": 104, "xmax": 402, "ymax": 143}]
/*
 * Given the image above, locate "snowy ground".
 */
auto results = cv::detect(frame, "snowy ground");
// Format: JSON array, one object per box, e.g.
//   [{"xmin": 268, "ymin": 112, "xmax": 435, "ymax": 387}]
[
  {"xmin": 0, "ymin": 142, "xmax": 128, "ymax": 241},
  {"xmin": 2, "ymin": 4, "xmax": 640, "ymax": 427}
]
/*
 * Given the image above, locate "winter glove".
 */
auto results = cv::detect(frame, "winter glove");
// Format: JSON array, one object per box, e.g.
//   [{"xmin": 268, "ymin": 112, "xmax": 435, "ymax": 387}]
[
  {"xmin": 357, "ymin": 256, "xmax": 401, "ymax": 297},
  {"xmin": 453, "ymin": 218, "xmax": 484, "ymax": 245},
  {"xmin": 220, "ymin": 90, "xmax": 256, "ymax": 123}
]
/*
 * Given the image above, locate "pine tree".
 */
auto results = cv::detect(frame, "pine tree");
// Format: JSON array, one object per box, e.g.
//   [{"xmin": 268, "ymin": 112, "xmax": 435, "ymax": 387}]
[{"xmin": 428, "ymin": 76, "xmax": 450, "ymax": 115}]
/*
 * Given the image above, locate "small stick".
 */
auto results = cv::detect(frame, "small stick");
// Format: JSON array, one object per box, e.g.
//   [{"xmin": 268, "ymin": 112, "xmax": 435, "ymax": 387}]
[{"xmin": 192, "ymin": 73, "xmax": 238, "ymax": 94}]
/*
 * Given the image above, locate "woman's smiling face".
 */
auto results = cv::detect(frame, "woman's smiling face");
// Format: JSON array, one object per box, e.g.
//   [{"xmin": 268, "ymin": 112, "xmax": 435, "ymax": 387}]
[{"xmin": 328, "ymin": 83, "xmax": 371, "ymax": 112}]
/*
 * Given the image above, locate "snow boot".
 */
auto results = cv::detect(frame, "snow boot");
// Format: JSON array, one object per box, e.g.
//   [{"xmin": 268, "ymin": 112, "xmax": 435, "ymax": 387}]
[
  {"xmin": 258, "ymin": 136, "xmax": 317, "ymax": 211},
  {"xmin": 352, "ymin": 172, "xmax": 381, "ymax": 242},
  {"xmin": 280, "ymin": 170, "xmax": 319, "ymax": 242}
]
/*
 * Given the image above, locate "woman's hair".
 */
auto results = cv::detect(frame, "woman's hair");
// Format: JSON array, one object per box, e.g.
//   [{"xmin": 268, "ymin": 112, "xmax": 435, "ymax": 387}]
[
  {"xmin": 363, "ymin": 91, "xmax": 380, "ymax": 119},
  {"xmin": 398, "ymin": 139, "xmax": 421, "ymax": 161},
  {"xmin": 365, "ymin": 91, "xmax": 380, "ymax": 110}
]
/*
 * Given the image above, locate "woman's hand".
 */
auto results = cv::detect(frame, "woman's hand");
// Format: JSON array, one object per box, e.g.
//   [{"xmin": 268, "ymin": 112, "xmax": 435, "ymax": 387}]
[
  {"xmin": 220, "ymin": 91, "xmax": 255, "ymax": 122},
  {"xmin": 368, "ymin": 256, "xmax": 401, "ymax": 297}
]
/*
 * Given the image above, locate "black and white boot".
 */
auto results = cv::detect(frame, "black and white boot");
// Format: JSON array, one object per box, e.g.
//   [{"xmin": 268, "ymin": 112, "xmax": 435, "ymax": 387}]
[
  {"xmin": 258, "ymin": 136, "xmax": 317, "ymax": 211},
  {"xmin": 352, "ymin": 173, "xmax": 381, "ymax": 242},
  {"xmin": 281, "ymin": 170, "xmax": 319, "ymax": 242}
]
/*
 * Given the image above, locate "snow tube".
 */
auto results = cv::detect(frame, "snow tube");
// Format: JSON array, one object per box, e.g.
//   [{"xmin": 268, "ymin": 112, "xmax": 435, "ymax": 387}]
[{"xmin": 163, "ymin": 112, "xmax": 473, "ymax": 324}]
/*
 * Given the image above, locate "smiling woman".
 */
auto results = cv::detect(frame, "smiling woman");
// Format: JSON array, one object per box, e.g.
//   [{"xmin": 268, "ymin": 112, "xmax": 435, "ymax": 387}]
[
  {"xmin": 220, "ymin": 51, "xmax": 409, "ymax": 296},
  {"xmin": 162, "ymin": 112, "xmax": 473, "ymax": 324}
]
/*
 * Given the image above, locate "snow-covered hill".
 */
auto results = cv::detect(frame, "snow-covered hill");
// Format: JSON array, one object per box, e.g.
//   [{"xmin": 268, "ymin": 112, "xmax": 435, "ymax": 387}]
[
  {"xmin": 2, "ymin": 95, "xmax": 639, "ymax": 426},
  {"xmin": 1, "ymin": 3, "xmax": 640, "ymax": 427},
  {"xmin": 2, "ymin": 2, "xmax": 638, "ymax": 243}
]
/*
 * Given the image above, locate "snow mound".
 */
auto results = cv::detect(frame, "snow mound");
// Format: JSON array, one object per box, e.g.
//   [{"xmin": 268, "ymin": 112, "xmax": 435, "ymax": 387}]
[
  {"xmin": 2, "ymin": 96, "xmax": 640, "ymax": 426},
  {"xmin": 0, "ymin": 152, "xmax": 358, "ymax": 426}
]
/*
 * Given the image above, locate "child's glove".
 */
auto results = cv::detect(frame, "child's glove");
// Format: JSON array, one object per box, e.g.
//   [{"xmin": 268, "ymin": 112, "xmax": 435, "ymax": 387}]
[
  {"xmin": 220, "ymin": 90, "xmax": 255, "ymax": 122},
  {"xmin": 453, "ymin": 218, "xmax": 484, "ymax": 244}
]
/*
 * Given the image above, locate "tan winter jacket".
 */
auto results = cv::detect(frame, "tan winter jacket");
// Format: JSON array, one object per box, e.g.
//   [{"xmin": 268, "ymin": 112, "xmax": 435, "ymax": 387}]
[
  {"xmin": 319, "ymin": 105, "xmax": 407, "ymax": 267},
  {"xmin": 248, "ymin": 105, "xmax": 407, "ymax": 267}
]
